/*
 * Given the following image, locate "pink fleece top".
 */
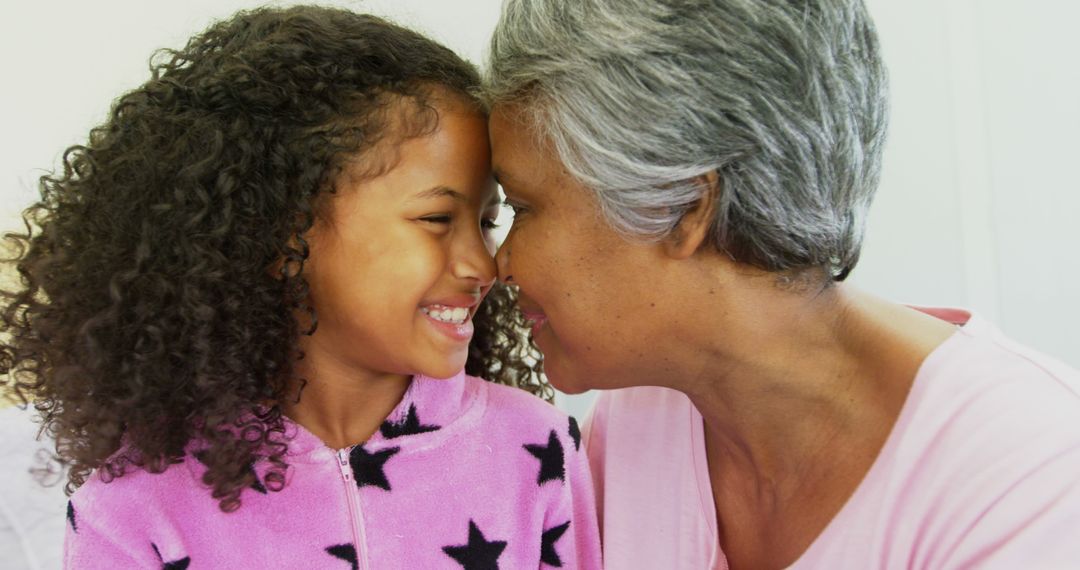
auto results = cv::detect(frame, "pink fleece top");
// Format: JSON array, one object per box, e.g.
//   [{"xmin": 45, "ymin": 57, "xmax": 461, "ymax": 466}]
[
  {"xmin": 64, "ymin": 371, "xmax": 602, "ymax": 569},
  {"xmin": 583, "ymin": 308, "xmax": 1080, "ymax": 569}
]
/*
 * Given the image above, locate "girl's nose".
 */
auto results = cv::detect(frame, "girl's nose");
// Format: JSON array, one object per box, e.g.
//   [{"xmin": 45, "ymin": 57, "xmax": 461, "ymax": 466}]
[{"xmin": 453, "ymin": 229, "xmax": 498, "ymax": 288}]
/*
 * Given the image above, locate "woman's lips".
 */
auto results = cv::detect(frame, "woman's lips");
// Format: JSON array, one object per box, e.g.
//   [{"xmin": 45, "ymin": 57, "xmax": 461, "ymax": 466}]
[{"xmin": 520, "ymin": 309, "xmax": 548, "ymax": 336}]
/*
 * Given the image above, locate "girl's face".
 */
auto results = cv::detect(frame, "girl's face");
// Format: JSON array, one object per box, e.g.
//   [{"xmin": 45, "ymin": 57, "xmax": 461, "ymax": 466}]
[{"xmin": 302, "ymin": 99, "xmax": 499, "ymax": 380}]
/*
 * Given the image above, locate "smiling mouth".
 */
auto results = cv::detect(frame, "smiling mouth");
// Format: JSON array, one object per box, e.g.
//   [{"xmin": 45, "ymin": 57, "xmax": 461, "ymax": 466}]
[{"xmin": 420, "ymin": 305, "xmax": 472, "ymax": 325}]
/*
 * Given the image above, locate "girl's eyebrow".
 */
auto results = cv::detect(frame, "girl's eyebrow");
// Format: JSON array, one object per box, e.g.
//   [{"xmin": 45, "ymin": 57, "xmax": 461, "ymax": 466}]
[
  {"xmin": 412, "ymin": 186, "xmax": 467, "ymax": 203},
  {"xmin": 413, "ymin": 185, "xmax": 501, "ymax": 208}
]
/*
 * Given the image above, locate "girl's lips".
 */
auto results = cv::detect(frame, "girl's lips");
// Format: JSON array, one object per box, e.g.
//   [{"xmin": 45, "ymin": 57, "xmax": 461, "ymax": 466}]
[
  {"xmin": 422, "ymin": 294, "xmax": 482, "ymax": 320},
  {"xmin": 422, "ymin": 310, "xmax": 475, "ymax": 342}
]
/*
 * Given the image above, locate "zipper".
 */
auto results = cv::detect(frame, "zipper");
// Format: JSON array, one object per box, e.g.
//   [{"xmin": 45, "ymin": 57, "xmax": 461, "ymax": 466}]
[{"xmin": 337, "ymin": 448, "xmax": 370, "ymax": 570}]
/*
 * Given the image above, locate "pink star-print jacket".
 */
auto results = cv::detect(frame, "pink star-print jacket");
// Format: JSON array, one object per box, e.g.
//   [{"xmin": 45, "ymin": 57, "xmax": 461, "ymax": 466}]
[{"xmin": 63, "ymin": 371, "xmax": 602, "ymax": 569}]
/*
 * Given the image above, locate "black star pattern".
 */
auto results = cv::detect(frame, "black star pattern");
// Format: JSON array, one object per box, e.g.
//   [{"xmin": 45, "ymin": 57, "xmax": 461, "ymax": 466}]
[
  {"xmin": 151, "ymin": 543, "xmax": 191, "ymax": 570},
  {"xmin": 326, "ymin": 543, "xmax": 359, "ymax": 570},
  {"xmin": 523, "ymin": 430, "xmax": 565, "ymax": 486},
  {"xmin": 380, "ymin": 403, "xmax": 441, "ymax": 439},
  {"xmin": 442, "ymin": 520, "xmax": 507, "ymax": 570},
  {"xmin": 349, "ymin": 444, "xmax": 400, "ymax": 491},
  {"xmin": 540, "ymin": 521, "xmax": 571, "ymax": 567},
  {"xmin": 66, "ymin": 501, "xmax": 77, "ymax": 533},
  {"xmin": 568, "ymin": 417, "xmax": 582, "ymax": 451},
  {"xmin": 194, "ymin": 451, "xmax": 267, "ymax": 494}
]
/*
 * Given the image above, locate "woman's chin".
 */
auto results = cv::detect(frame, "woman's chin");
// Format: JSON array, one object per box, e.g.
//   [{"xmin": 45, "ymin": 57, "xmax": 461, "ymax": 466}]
[{"xmin": 544, "ymin": 366, "xmax": 591, "ymax": 395}]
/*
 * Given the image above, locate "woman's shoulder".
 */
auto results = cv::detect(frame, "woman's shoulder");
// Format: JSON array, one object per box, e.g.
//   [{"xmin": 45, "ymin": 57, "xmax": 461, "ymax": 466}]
[
  {"xmin": 918, "ymin": 312, "xmax": 1080, "ymax": 420},
  {"xmin": 592, "ymin": 385, "xmax": 696, "ymax": 419},
  {"xmin": 582, "ymin": 385, "xmax": 700, "ymax": 448},
  {"xmin": 923, "ymin": 309, "xmax": 1078, "ymax": 383},
  {"xmin": 891, "ymin": 313, "xmax": 1080, "ymax": 485},
  {"xmin": 803, "ymin": 313, "xmax": 1080, "ymax": 567}
]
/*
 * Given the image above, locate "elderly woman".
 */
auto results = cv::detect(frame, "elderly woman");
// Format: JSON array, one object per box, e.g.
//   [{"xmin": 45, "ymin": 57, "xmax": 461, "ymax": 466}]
[{"xmin": 484, "ymin": 0, "xmax": 1080, "ymax": 568}]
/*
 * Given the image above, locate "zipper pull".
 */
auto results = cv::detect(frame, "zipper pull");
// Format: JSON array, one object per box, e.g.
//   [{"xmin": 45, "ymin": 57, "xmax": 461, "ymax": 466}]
[{"xmin": 338, "ymin": 448, "xmax": 354, "ymax": 482}]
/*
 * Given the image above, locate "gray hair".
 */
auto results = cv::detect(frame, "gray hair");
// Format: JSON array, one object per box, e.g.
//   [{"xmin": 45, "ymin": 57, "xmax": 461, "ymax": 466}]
[{"xmin": 485, "ymin": 0, "xmax": 889, "ymax": 280}]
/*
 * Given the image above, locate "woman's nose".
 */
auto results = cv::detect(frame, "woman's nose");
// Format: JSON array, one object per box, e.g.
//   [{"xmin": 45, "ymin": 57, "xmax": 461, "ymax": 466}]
[{"xmin": 495, "ymin": 240, "xmax": 514, "ymax": 284}]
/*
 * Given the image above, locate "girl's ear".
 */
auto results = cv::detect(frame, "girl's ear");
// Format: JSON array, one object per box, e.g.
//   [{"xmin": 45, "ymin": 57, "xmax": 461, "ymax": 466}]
[{"xmin": 662, "ymin": 171, "xmax": 719, "ymax": 260}]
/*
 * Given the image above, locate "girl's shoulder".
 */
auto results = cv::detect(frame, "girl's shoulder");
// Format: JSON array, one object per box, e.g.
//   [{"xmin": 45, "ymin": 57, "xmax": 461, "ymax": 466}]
[
  {"xmin": 461, "ymin": 374, "xmax": 583, "ymax": 450},
  {"xmin": 465, "ymin": 374, "xmax": 562, "ymax": 418},
  {"xmin": 65, "ymin": 453, "xmax": 207, "ymax": 541}
]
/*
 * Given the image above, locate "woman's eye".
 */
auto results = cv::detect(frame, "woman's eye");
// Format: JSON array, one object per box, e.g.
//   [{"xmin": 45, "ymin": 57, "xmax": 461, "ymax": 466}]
[
  {"xmin": 505, "ymin": 202, "xmax": 528, "ymax": 217},
  {"xmin": 481, "ymin": 218, "xmax": 500, "ymax": 230}
]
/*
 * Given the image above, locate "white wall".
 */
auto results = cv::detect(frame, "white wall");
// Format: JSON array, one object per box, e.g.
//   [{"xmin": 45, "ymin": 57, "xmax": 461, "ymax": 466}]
[
  {"xmin": 856, "ymin": 0, "xmax": 1080, "ymax": 368},
  {"xmin": 0, "ymin": 0, "xmax": 503, "ymax": 225},
  {"xmin": 2, "ymin": 0, "xmax": 1078, "ymax": 426}
]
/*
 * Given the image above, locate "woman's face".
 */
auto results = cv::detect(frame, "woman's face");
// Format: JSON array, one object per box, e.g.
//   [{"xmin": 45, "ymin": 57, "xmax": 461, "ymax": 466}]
[{"xmin": 489, "ymin": 106, "xmax": 675, "ymax": 394}]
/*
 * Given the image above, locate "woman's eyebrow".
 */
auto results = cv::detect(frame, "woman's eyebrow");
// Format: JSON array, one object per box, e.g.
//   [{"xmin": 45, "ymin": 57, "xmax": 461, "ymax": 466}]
[
  {"xmin": 493, "ymin": 169, "xmax": 514, "ymax": 189},
  {"xmin": 493, "ymin": 170, "xmax": 526, "ymax": 198}
]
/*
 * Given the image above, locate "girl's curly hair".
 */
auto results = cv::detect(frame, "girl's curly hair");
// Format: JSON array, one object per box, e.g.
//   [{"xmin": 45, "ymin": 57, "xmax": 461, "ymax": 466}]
[{"xmin": 0, "ymin": 5, "xmax": 547, "ymax": 512}]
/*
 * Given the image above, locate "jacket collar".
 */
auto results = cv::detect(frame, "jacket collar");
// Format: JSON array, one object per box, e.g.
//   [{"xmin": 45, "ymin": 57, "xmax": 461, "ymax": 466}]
[{"xmin": 280, "ymin": 369, "xmax": 482, "ymax": 461}]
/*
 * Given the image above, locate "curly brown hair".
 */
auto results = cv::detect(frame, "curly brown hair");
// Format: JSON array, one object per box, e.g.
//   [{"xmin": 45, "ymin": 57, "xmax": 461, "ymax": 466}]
[{"xmin": 0, "ymin": 5, "xmax": 547, "ymax": 512}]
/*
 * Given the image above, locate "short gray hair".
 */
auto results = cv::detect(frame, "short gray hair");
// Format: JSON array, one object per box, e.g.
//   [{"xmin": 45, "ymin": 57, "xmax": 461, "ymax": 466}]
[{"xmin": 485, "ymin": 0, "xmax": 889, "ymax": 281}]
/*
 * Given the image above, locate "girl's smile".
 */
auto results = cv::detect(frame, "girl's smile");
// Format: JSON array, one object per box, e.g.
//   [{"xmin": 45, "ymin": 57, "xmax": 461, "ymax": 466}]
[{"xmin": 420, "ymin": 297, "xmax": 482, "ymax": 342}]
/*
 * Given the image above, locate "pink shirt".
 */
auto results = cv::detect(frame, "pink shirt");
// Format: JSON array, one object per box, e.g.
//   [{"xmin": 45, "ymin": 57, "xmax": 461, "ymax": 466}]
[
  {"xmin": 583, "ymin": 308, "xmax": 1080, "ymax": 569},
  {"xmin": 65, "ymin": 371, "xmax": 602, "ymax": 569}
]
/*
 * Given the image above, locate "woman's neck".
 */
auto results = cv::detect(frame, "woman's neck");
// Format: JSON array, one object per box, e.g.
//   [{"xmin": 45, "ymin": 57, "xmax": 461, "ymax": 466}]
[
  {"xmin": 666, "ymin": 282, "xmax": 956, "ymax": 567},
  {"xmin": 282, "ymin": 336, "xmax": 412, "ymax": 450},
  {"xmin": 679, "ymin": 284, "xmax": 954, "ymax": 475}
]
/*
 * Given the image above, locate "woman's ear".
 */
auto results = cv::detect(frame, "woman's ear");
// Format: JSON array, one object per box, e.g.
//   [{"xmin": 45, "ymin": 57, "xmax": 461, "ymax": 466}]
[{"xmin": 663, "ymin": 171, "xmax": 719, "ymax": 260}]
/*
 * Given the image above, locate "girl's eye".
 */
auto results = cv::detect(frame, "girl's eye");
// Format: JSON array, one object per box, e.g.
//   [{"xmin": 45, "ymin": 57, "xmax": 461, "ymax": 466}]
[{"xmin": 420, "ymin": 214, "xmax": 452, "ymax": 225}]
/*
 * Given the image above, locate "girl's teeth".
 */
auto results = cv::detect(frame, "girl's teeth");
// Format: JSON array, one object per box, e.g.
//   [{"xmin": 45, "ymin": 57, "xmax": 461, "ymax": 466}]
[{"xmin": 423, "ymin": 305, "xmax": 469, "ymax": 324}]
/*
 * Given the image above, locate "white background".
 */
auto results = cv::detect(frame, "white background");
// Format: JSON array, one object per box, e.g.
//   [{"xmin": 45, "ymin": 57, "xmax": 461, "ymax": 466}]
[{"xmin": 2, "ymin": 0, "xmax": 1078, "ymax": 423}]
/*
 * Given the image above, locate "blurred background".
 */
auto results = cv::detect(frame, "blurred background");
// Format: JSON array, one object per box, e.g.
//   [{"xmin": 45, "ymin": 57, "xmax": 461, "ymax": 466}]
[{"xmin": 1, "ymin": 1, "xmax": 1078, "ymax": 567}]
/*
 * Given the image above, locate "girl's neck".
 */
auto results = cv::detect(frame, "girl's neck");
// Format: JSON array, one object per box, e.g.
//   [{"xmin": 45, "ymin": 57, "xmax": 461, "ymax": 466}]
[{"xmin": 282, "ymin": 342, "xmax": 412, "ymax": 450}]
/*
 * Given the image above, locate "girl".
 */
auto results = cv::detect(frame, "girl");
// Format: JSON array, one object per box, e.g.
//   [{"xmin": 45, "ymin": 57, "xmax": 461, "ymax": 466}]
[{"xmin": 1, "ymin": 6, "xmax": 600, "ymax": 569}]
